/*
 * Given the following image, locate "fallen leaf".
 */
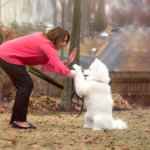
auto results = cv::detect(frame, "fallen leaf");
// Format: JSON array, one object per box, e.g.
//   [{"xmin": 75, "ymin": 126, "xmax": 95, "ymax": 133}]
[
  {"xmin": 141, "ymin": 120, "xmax": 146, "ymax": 122},
  {"xmin": 12, "ymin": 139, "xmax": 17, "ymax": 146},
  {"xmin": 0, "ymin": 107, "xmax": 5, "ymax": 114},
  {"xmin": 104, "ymin": 130, "xmax": 108, "ymax": 133},
  {"xmin": 112, "ymin": 138, "xmax": 117, "ymax": 140},
  {"xmin": 122, "ymin": 148, "xmax": 129, "ymax": 150},
  {"xmin": 84, "ymin": 140, "xmax": 93, "ymax": 144},
  {"xmin": 3, "ymin": 104, "xmax": 8, "ymax": 108},
  {"xmin": 33, "ymin": 145, "xmax": 40, "ymax": 149},
  {"xmin": 47, "ymin": 143, "xmax": 51, "ymax": 145}
]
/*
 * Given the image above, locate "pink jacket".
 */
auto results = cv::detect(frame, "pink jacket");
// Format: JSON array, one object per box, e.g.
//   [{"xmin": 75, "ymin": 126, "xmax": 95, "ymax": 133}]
[{"xmin": 0, "ymin": 33, "xmax": 70, "ymax": 74}]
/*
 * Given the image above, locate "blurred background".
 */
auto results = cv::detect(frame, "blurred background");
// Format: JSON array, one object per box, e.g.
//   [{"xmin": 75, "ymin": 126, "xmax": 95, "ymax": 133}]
[
  {"xmin": 1, "ymin": 0, "xmax": 150, "ymax": 107},
  {"xmin": 1, "ymin": 0, "xmax": 150, "ymax": 71}
]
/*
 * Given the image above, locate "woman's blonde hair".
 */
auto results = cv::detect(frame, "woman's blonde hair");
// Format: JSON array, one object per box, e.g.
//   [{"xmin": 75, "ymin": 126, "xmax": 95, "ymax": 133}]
[{"xmin": 44, "ymin": 26, "xmax": 70, "ymax": 47}]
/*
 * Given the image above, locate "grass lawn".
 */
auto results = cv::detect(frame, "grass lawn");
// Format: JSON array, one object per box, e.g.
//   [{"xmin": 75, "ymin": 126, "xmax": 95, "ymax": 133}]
[
  {"xmin": 57, "ymin": 37, "xmax": 109, "ymax": 57},
  {"xmin": 0, "ymin": 108, "xmax": 150, "ymax": 150}
]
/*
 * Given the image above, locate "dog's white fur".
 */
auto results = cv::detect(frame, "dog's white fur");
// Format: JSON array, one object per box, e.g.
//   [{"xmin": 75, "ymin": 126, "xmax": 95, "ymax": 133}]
[{"xmin": 72, "ymin": 58, "xmax": 127, "ymax": 130}]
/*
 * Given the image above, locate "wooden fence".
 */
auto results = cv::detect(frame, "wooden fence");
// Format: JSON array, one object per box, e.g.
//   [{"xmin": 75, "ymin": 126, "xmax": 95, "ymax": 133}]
[
  {"xmin": 109, "ymin": 71, "xmax": 150, "ymax": 106},
  {"xmin": 44, "ymin": 71, "xmax": 150, "ymax": 106},
  {"xmin": 2, "ymin": 71, "xmax": 150, "ymax": 106}
]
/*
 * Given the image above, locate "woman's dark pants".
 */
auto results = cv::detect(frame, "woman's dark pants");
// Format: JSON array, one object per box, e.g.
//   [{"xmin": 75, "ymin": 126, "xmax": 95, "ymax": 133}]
[{"xmin": 0, "ymin": 58, "xmax": 34, "ymax": 124}]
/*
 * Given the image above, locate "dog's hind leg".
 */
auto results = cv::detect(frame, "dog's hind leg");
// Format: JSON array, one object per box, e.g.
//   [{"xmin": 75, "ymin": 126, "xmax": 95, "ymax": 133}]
[
  {"xmin": 92, "ymin": 115, "xmax": 112, "ymax": 130},
  {"xmin": 92, "ymin": 116, "xmax": 103, "ymax": 130},
  {"xmin": 83, "ymin": 113, "xmax": 93, "ymax": 129}
]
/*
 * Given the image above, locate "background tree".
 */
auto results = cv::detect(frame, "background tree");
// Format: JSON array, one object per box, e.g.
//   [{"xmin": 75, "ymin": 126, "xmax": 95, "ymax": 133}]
[
  {"xmin": 91, "ymin": 0, "xmax": 106, "ymax": 35},
  {"xmin": 80, "ymin": 0, "xmax": 92, "ymax": 42},
  {"xmin": 65, "ymin": 0, "xmax": 73, "ymax": 24},
  {"xmin": 0, "ymin": 30, "xmax": 3, "ymax": 103},
  {"xmin": 60, "ymin": 0, "xmax": 65, "ymax": 61},
  {"xmin": 52, "ymin": 0, "xmax": 57, "ymax": 26},
  {"xmin": 60, "ymin": 0, "xmax": 81, "ymax": 111},
  {"xmin": 80, "ymin": 0, "xmax": 88, "ymax": 43},
  {"xmin": 140, "ymin": 0, "xmax": 150, "ymax": 28}
]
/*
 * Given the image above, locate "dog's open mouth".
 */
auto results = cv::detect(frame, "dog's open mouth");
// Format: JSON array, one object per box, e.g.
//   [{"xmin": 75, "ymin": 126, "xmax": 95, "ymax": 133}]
[{"xmin": 84, "ymin": 75, "xmax": 88, "ymax": 78}]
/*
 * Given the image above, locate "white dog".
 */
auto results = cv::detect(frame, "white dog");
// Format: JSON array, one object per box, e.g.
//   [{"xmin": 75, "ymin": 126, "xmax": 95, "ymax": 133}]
[{"xmin": 72, "ymin": 58, "xmax": 127, "ymax": 130}]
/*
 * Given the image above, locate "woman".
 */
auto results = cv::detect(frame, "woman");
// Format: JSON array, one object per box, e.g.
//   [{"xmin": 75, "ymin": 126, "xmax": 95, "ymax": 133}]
[{"xmin": 0, "ymin": 26, "xmax": 77, "ymax": 129}]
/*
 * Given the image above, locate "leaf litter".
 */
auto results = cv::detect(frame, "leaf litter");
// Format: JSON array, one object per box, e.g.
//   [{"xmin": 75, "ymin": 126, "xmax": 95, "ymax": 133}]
[{"xmin": 0, "ymin": 107, "xmax": 150, "ymax": 149}]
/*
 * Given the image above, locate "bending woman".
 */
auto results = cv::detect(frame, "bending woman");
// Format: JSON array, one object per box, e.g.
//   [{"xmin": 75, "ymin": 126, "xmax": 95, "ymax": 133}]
[{"xmin": 0, "ymin": 26, "xmax": 77, "ymax": 129}]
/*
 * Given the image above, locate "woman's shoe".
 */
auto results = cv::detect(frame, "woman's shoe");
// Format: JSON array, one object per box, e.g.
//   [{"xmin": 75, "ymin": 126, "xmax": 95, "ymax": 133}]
[
  {"xmin": 27, "ymin": 123, "xmax": 33, "ymax": 126},
  {"xmin": 12, "ymin": 123, "xmax": 36, "ymax": 129},
  {"xmin": 27, "ymin": 123, "xmax": 36, "ymax": 128}
]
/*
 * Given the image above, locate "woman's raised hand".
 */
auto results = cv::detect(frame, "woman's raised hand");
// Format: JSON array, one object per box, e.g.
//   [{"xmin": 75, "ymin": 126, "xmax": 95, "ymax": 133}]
[{"xmin": 65, "ymin": 48, "xmax": 77, "ymax": 65}]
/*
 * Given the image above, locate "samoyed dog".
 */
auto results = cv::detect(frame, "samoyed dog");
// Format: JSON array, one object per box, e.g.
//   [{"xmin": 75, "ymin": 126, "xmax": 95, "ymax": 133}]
[{"xmin": 72, "ymin": 58, "xmax": 127, "ymax": 130}]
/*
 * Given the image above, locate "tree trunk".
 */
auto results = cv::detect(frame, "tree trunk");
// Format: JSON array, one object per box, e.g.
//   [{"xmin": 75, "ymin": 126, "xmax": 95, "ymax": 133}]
[
  {"xmin": 52, "ymin": 0, "xmax": 57, "ymax": 26},
  {"xmin": 60, "ymin": 0, "xmax": 81, "ymax": 111},
  {"xmin": 0, "ymin": 31, "xmax": 3, "ymax": 103},
  {"xmin": 80, "ymin": 0, "xmax": 88, "ymax": 43},
  {"xmin": 61, "ymin": 0, "xmax": 65, "ymax": 61}
]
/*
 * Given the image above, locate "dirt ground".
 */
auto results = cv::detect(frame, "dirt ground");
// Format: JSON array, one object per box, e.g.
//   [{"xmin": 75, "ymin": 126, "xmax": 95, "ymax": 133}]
[{"xmin": 0, "ymin": 107, "xmax": 150, "ymax": 150}]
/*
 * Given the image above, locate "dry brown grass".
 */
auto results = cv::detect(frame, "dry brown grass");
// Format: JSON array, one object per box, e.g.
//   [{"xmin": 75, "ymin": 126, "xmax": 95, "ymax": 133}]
[{"xmin": 0, "ymin": 108, "xmax": 150, "ymax": 150}]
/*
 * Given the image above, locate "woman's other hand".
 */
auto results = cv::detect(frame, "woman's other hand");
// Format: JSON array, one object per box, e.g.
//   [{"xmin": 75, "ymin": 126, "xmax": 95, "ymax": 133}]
[
  {"xmin": 63, "ymin": 48, "xmax": 77, "ymax": 65},
  {"xmin": 64, "ymin": 70, "xmax": 76, "ymax": 78}
]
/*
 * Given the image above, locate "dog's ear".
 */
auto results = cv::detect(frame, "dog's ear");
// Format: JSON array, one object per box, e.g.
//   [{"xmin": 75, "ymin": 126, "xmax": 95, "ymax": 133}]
[
  {"xmin": 95, "ymin": 58, "xmax": 99, "ymax": 62},
  {"xmin": 92, "ymin": 59, "xmax": 100, "ymax": 77},
  {"xmin": 94, "ymin": 58, "xmax": 100, "ymax": 70},
  {"xmin": 95, "ymin": 59, "xmax": 101, "ymax": 69}
]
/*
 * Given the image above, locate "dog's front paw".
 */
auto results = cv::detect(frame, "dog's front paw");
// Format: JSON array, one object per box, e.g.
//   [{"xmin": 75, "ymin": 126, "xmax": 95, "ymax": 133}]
[
  {"xmin": 83, "ymin": 124, "xmax": 88, "ymax": 128},
  {"xmin": 83, "ymin": 124, "xmax": 92, "ymax": 129},
  {"xmin": 73, "ymin": 64, "xmax": 81, "ymax": 70},
  {"xmin": 71, "ymin": 70, "xmax": 76, "ymax": 75}
]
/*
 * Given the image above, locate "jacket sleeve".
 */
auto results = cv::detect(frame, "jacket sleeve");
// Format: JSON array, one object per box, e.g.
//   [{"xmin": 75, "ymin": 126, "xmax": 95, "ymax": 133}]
[{"xmin": 40, "ymin": 44, "xmax": 71, "ymax": 74}]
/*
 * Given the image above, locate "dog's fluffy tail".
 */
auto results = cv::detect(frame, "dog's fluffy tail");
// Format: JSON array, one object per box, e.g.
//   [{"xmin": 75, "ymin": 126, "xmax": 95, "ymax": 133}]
[{"xmin": 112, "ymin": 119, "xmax": 127, "ymax": 130}]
